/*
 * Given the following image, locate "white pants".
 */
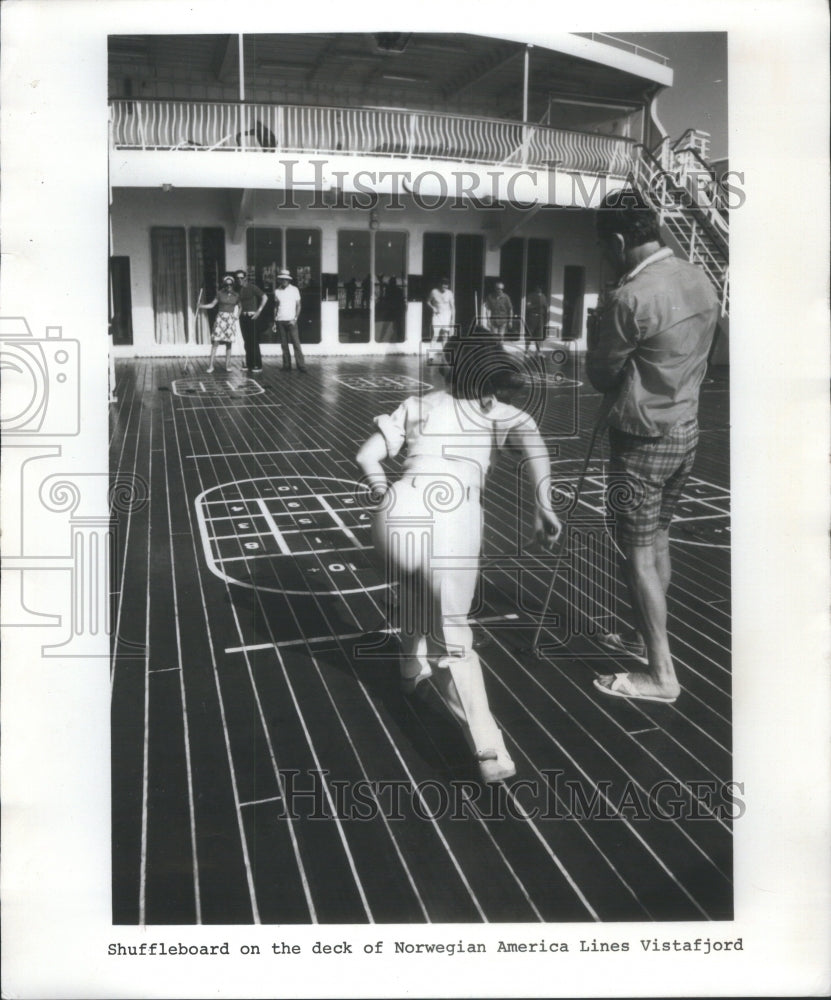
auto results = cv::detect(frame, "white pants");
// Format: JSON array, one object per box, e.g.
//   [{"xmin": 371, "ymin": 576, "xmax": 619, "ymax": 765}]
[{"xmin": 373, "ymin": 473, "xmax": 503, "ymax": 755}]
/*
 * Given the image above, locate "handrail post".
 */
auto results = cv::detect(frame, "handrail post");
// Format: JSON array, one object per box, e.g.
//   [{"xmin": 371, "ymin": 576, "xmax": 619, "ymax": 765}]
[
  {"xmin": 688, "ymin": 218, "xmax": 697, "ymax": 263},
  {"xmin": 137, "ymin": 101, "xmax": 146, "ymax": 150}
]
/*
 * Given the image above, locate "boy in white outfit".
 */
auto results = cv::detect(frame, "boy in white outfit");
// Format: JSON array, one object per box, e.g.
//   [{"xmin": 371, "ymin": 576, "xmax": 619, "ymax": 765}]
[{"xmin": 357, "ymin": 332, "xmax": 560, "ymax": 782}]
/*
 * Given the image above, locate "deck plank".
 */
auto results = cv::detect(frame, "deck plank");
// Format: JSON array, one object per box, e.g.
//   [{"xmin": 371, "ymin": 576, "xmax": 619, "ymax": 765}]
[{"xmin": 111, "ymin": 355, "xmax": 732, "ymax": 924}]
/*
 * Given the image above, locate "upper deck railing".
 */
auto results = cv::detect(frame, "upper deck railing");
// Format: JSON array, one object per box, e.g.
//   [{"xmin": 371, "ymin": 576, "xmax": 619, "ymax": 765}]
[
  {"xmin": 574, "ymin": 33, "xmax": 670, "ymax": 66},
  {"xmin": 109, "ymin": 99, "xmax": 639, "ymax": 178}
]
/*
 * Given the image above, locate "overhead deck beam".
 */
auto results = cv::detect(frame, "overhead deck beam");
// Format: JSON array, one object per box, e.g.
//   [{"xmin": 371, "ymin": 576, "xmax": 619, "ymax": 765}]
[
  {"xmin": 305, "ymin": 37, "xmax": 343, "ymax": 84},
  {"xmin": 229, "ymin": 188, "xmax": 254, "ymax": 245},
  {"xmin": 476, "ymin": 31, "xmax": 673, "ymax": 88},
  {"xmin": 442, "ymin": 43, "xmax": 521, "ymax": 100},
  {"xmin": 211, "ymin": 35, "xmax": 237, "ymax": 84}
]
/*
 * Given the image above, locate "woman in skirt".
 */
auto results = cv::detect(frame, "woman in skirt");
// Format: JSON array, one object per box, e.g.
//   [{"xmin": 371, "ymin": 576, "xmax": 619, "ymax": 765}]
[
  {"xmin": 200, "ymin": 274, "xmax": 241, "ymax": 372},
  {"xmin": 356, "ymin": 331, "xmax": 561, "ymax": 783}
]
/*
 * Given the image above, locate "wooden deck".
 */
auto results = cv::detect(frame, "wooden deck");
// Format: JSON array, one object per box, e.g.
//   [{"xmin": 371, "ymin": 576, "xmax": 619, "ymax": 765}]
[{"xmin": 110, "ymin": 351, "xmax": 732, "ymax": 925}]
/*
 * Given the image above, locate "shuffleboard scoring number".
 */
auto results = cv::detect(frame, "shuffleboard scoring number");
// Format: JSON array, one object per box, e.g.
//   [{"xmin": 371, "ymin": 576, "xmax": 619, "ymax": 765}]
[{"xmin": 196, "ymin": 475, "xmax": 387, "ymax": 596}]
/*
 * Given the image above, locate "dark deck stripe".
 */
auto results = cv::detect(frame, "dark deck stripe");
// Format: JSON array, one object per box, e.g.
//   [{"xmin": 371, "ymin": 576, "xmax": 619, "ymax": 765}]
[{"xmin": 111, "ymin": 356, "xmax": 733, "ymax": 925}]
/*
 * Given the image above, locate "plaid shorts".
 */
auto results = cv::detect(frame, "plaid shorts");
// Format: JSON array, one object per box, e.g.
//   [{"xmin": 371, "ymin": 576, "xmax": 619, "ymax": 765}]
[{"xmin": 606, "ymin": 418, "xmax": 699, "ymax": 546}]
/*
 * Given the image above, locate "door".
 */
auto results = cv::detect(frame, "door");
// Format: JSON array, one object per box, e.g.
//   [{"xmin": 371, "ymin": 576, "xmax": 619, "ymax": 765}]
[
  {"xmin": 454, "ymin": 234, "xmax": 485, "ymax": 335},
  {"xmin": 109, "ymin": 256, "xmax": 133, "ymax": 346},
  {"xmin": 286, "ymin": 228, "xmax": 322, "ymax": 344}
]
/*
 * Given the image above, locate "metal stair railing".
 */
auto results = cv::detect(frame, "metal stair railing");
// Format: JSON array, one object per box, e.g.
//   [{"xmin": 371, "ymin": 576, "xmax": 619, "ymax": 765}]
[
  {"xmin": 633, "ymin": 143, "xmax": 729, "ymax": 315},
  {"xmin": 654, "ymin": 134, "xmax": 729, "ymax": 239}
]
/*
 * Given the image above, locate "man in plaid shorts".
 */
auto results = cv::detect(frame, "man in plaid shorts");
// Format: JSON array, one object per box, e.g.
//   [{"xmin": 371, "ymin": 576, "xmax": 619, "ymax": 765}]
[{"xmin": 586, "ymin": 190, "xmax": 719, "ymax": 703}]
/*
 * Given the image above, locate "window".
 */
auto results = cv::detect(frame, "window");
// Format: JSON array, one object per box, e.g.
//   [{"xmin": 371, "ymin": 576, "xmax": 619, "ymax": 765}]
[
  {"xmin": 374, "ymin": 231, "xmax": 407, "ymax": 343},
  {"xmin": 109, "ymin": 256, "xmax": 133, "ymax": 346},
  {"xmin": 421, "ymin": 233, "xmax": 453, "ymax": 341},
  {"xmin": 562, "ymin": 265, "xmax": 586, "ymax": 341},
  {"xmin": 246, "ymin": 228, "xmax": 282, "ymax": 342},
  {"xmin": 338, "ymin": 231, "xmax": 371, "ymax": 343},
  {"xmin": 420, "ymin": 233, "xmax": 485, "ymax": 337},
  {"xmin": 189, "ymin": 227, "xmax": 226, "ymax": 344},
  {"xmin": 150, "ymin": 227, "xmax": 188, "ymax": 345},
  {"xmin": 247, "ymin": 227, "xmax": 322, "ymax": 344},
  {"xmin": 498, "ymin": 237, "xmax": 552, "ymax": 340},
  {"xmin": 454, "ymin": 234, "xmax": 485, "ymax": 335},
  {"xmin": 286, "ymin": 228, "xmax": 322, "ymax": 345}
]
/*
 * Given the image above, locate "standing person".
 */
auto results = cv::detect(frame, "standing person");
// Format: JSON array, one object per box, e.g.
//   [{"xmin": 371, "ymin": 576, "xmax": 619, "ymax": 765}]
[
  {"xmin": 345, "ymin": 276, "xmax": 358, "ymax": 311},
  {"xmin": 524, "ymin": 284, "xmax": 549, "ymax": 355},
  {"xmin": 586, "ymin": 190, "xmax": 719, "ymax": 703},
  {"xmin": 385, "ymin": 276, "xmax": 406, "ymax": 341},
  {"xmin": 483, "ymin": 280, "xmax": 513, "ymax": 341},
  {"xmin": 236, "ymin": 269, "xmax": 267, "ymax": 371},
  {"xmin": 427, "ymin": 276, "xmax": 455, "ymax": 343},
  {"xmin": 273, "ymin": 268, "xmax": 306, "ymax": 372},
  {"xmin": 356, "ymin": 331, "xmax": 561, "ymax": 782},
  {"xmin": 199, "ymin": 274, "xmax": 241, "ymax": 373},
  {"xmin": 235, "ymin": 269, "xmax": 267, "ymax": 372}
]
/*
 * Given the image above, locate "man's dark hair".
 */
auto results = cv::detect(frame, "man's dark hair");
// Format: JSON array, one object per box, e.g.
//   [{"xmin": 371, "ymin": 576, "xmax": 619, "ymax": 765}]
[{"xmin": 595, "ymin": 189, "xmax": 661, "ymax": 249}]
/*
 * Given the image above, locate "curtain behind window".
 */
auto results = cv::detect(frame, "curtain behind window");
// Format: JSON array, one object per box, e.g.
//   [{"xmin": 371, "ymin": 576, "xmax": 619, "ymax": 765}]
[
  {"xmin": 151, "ymin": 227, "xmax": 188, "ymax": 344},
  {"xmin": 189, "ymin": 227, "xmax": 225, "ymax": 345}
]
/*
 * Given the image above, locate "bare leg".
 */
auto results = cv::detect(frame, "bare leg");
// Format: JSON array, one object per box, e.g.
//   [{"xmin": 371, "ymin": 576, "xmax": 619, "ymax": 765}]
[
  {"xmin": 598, "ymin": 535, "xmax": 680, "ymax": 699},
  {"xmin": 429, "ymin": 565, "xmax": 514, "ymax": 778},
  {"xmin": 207, "ymin": 344, "xmax": 218, "ymax": 372},
  {"xmin": 618, "ymin": 526, "xmax": 671, "ymax": 644},
  {"xmin": 654, "ymin": 525, "xmax": 671, "ymax": 593}
]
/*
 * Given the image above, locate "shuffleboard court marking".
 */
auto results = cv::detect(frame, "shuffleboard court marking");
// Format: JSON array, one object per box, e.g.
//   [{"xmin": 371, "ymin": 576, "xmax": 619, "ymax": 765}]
[
  {"xmin": 240, "ymin": 795, "xmax": 284, "ymax": 808},
  {"xmin": 526, "ymin": 374, "xmax": 583, "ymax": 389},
  {"xmin": 171, "ymin": 376, "xmax": 266, "ymax": 398},
  {"xmin": 111, "ymin": 357, "xmax": 731, "ymax": 924},
  {"xmin": 332, "ymin": 374, "xmax": 432, "ymax": 391},
  {"xmin": 174, "ymin": 403, "xmax": 283, "ymax": 411},
  {"xmin": 317, "ymin": 493, "xmax": 364, "ymax": 548},
  {"xmin": 255, "ymin": 498, "xmax": 293, "ymax": 555},
  {"xmin": 187, "ymin": 448, "xmax": 329, "ymax": 459},
  {"xmin": 673, "ymin": 538, "xmax": 730, "ymax": 549},
  {"xmin": 674, "ymin": 512, "xmax": 730, "ymax": 523},
  {"xmin": 195, "ymin": 475, "xmax": 387, "ymax": 596},
  {"xmin": 218, "ymin": 545, "xmax": 374, "ymax": 564},
  {"xmin": 222, "ymin": 613, "xmax": 521, "ymax": 654}
]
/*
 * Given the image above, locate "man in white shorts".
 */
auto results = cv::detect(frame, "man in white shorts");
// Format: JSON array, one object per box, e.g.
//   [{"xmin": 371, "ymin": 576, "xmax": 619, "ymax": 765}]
[{"xmin": 427, "ymin": 277, "xmax": 455, "ymax": 342}]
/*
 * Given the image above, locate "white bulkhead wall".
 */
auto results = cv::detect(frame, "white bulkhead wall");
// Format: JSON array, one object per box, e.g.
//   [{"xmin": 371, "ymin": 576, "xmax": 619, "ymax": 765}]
[{"xmin": 110, "ymin": 186, "xmax": 603, "ymax": 356}]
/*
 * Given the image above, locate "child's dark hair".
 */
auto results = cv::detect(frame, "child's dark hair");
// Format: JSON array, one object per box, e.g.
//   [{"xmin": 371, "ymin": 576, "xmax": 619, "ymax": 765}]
[{"xmin": 442, "ymin": 328, "xmax": 527, "ymax": 401}]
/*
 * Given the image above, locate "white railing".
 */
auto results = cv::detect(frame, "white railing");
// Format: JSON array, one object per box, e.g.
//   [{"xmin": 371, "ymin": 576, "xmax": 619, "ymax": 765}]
[
  {"xmin": 576, "ymin": 33, "xmax": 670, "ymax": 65},
  {"xmin": 633, "ymin": 145, "xmax": 729, "ymax": 312},
  {"xmin": 636, "ymin": 144, "xmax": 729, "ymax": 240},
  {"xmin": 110, "ymin": 100, "xmax": 638, "ymax": 177},
  {"xmin": 650, "ymin": 135, "xmax": 728, "ymax": 237}
]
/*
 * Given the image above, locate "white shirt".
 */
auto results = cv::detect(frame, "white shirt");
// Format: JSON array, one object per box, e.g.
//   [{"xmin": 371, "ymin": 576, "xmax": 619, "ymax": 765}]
[
  {"xmin": 274, "ymin": 283, "xmax": 301, "ymax": 321},
  {"xmin": 374, "ymin": 390, "xmax": 538, "ymax": 490}
]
